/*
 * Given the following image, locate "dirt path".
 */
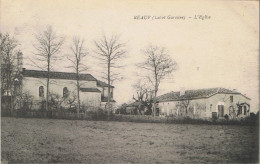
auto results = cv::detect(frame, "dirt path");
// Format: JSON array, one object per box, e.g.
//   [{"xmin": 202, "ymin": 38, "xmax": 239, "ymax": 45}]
[{"xmin": 1, "ymin": 117, "xmax": 258, "ymax": 163}]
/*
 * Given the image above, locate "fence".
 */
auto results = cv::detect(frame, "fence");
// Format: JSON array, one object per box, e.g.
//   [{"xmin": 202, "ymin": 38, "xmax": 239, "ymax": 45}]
[
  {"xmin": 2, "ymin": 109, "xmax": 258, "ymax": 125},
  {"xmin": 12, "ymin": 110, "xmax": 108, "ymax": 120}
]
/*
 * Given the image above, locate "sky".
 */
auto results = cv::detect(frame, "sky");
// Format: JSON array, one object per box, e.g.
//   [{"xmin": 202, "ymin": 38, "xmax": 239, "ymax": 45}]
[{"xmin": 1, "ymin": 0, "xmax": 259, "ymax": 112}]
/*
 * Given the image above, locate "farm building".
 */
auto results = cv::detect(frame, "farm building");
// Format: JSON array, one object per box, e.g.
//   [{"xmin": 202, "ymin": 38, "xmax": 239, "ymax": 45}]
[
  {"xmin": 12, "ymin": 68, "xmax": 116, "ymax": 110},
  {"xmin": 157, "ymin": 88, "xmax": 250, "ymax": 120},
  {"xmin": 125, "ymin": 101, "xmax": 153, "ymax": 115},
  {"xmin": 125, "ymin": 101, "xmax": 140, "ymax": 115}
]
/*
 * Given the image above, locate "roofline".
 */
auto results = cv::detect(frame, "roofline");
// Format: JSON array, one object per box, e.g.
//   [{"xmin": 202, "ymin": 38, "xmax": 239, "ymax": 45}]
[
  {"xmin": 22, "ymin": 69, "xmax": 97, "ymax": 81},
  {"xmin": 157, "ymin": 96, "xmax": 209, "ymax": 102},
  {"xmin": 23, "ymin": 76, "xmax": 97, "ymax": 81},
  {"xmin": 157, "ymin": 92, "xmax": 251, "ymax": 102},
  {"xmin": 208, "ymin": 92, "xmax": 251, "ymax": 100},
  {"xmin": 101, "ymin": 100, "xmax": 116, "ymax": 102},
  {"xmin": 97, "ymin": 80, "xmax": 115, "ymax": 88},
  {"xmin": 79, "ymin": 88, "xmax": 101, "ymax": 93},
  {"xmin": 97, "ymin": 85, "xmax": 115, "ymax": 88},
  {"xmin": 22, "ymin": 69, "xmax": 94, "ymax": 76}
]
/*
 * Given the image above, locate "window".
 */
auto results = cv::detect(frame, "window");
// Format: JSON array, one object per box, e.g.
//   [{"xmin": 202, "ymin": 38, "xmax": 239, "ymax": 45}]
[
  {"xmin": 39, "ymin": 86, "xmax": 44, "ymax": 97},
  {"xmin": 63, "ymin": 87, "xmax": 69, "ymax": 98},
  {"xmin": 244, "ymin": 106, "xmax": 247, "ymax": 115},
  {"xmin": 230, "ymin": 96, "xmax": 233, "ymax": 103},
  {"xmin": 238, "ymin": 106, "xmax": 242, "ymax": 115},
  {"xmin": 101, "ymin": 87, "xmax": 104, "ymax": 97},
  {"xmin": 111, "ymin": 91, "xmax": 113, "ymax": 98}
]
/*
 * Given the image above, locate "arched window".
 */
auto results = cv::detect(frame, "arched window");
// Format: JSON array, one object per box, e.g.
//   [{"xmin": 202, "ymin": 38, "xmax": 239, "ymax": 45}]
[
  {"xmin": 244, "ymin": 106, "xmax": 247, "ymax": 115},
  {"xmin": 63, "ymin": 87, "xmax": 69, "ymax": 98},
  {"xmin": 39, "ymin": 86, "xmax": 44, "ymax": 97}
]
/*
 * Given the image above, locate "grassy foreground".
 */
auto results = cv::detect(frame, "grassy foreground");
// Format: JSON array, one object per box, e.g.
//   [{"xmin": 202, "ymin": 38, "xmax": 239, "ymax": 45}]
[{"xmin": 1, "ymin": 117, "xmax": 259, "ymax": 163}]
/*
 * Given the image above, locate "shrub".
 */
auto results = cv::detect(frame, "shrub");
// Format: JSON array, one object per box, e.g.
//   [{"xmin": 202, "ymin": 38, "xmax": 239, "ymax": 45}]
[
  {"xmin": 39, "ymin": 100, "xmax": 46, "ymax": 111},
  {"xmin": 144, "ymin": 108, "xmax": 152, "ymax": 115},
  {"xmin": 115, "ymin": 107, "xmax": 127, "ymax": 114},
  {"xmin": 224, "ymin": 114, "xmax": 229, "ymax": 120},
  {"xmin": 85, "ymin": 107, "xmax": 108, "ymax": 120}
]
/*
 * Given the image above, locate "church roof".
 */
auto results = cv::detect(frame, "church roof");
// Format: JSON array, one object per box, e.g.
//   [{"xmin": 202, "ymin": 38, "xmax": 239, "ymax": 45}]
[
  {"xmin": 97, "ymin": 80, "xmax": 114, "ymax": 88},
  {"xmin": 101, "ymin": 97, "xmax": 116, "ymax": 102},
  {"xmin": 80, "ymin": 88, "xmax": 101, "ymax": 92},
  {"xmin": 157, "ymin": 87, "xmax": 250, "ymax": 102},
  {"xmin": 22, "ymin": 69, "xmax": 97, "ymax": 81},
  {"xmin": 126, "ymin": 101, "xmax": 142, "ymax": 107}
]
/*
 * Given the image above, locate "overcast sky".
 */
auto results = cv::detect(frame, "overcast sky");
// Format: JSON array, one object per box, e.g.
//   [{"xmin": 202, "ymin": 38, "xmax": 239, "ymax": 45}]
[{"xmin": 1, "ymin": 0, "xmax": 259, "ymax": 112}]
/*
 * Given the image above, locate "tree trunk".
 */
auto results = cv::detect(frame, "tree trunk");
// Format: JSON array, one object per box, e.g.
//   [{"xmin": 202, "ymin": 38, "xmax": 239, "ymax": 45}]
[
  {"xmin": 46, "ymin": 55, "xmax": 50, "ymax": 116},
  {"xmin": 153, "ymin": 91, "xmax": 157, "ymax": 117},
  {"xmin": 107, "ymin": 59, "xmax": 111, "ymax": 114},
  {"xmin": 77, "ymin": 76, "xmax": 80, "ymax": 118},
  {"xmin": 47, "ymin": 78, "xmax": 49, "ymax": 114},
  {"xmin": 10, "ymin": 95, "xmax": 13, "ymax": 116}
]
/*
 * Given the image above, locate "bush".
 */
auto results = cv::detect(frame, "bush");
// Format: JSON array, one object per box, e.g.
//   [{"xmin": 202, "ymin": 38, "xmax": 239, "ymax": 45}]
[
  {"xmin": 224, "ymin": 114, "xmax": 229, "ymax": 120},
  {"xmin": 39, "ymin": 100, "xmax": 46, "ymax": 111},
  {"xmin": 86, "ymin": 107, "xmax": 108, "ymax": 120},
  {"xmin": 115, "ymin": 107, "xmax": 127, "ymax": 114},
  {"xmin": 144, "ymin": 108, "xmax": 152, "ymax": 115}
]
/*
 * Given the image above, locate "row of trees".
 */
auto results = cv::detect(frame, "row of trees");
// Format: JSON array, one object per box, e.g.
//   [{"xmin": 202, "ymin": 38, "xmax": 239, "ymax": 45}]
[
  {"xmin": 1, "ymin": 33, "xmax": 22, "ymax": 115},
  {"xmin": 1, "ymin": 25, "xmax": 178, "ymax": 117}
]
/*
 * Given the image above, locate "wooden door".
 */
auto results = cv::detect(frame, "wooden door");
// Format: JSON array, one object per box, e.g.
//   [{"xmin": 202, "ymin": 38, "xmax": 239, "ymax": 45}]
[{"xmin": 218, "ymin": 105, "xmax": 224, "ymax": 118}]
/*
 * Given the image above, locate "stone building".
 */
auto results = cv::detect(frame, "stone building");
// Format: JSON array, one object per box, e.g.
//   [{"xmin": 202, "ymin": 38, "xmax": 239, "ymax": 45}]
[{"xmin": 157, "ymin": 88, "xmax": 250, "ymax": 120}]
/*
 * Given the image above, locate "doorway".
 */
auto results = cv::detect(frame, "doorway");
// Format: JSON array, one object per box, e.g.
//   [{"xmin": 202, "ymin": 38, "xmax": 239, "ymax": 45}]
[{"xmin": 218, "ymin": 105, "xmax": 224, "ymax": 118}]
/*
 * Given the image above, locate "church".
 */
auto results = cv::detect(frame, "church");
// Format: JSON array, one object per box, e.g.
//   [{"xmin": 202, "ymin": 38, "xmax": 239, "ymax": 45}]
[{"xmin": 19, "ymin": 68, "xmax": 116, "ymax": 110}]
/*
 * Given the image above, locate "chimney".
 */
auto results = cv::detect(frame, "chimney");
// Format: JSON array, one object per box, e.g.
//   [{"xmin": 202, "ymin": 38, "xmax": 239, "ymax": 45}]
[{"xmin": 180, "ymin": 87, "xmax": 185, "ymax": 96}]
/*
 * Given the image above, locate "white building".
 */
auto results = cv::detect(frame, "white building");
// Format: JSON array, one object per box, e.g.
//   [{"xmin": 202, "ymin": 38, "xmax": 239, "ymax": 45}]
[
  {"xmin": 157, "ymin": 88, "xmax": 250, "ymax": 120},
  {"xmin": 20, "ymin": 68, "xmax": 115, "ymax": 110}
]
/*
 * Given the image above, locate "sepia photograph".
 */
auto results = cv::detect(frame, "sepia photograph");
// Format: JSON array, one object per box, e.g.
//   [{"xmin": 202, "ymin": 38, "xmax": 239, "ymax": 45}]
[{"xmin": 1, "ymin": 0, "xmax": 259, "ymax": 163}]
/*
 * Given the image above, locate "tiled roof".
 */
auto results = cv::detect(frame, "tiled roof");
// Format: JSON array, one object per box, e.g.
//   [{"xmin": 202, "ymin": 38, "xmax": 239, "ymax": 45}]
[
  {"xmin": 22, "ymin": 69, "xmax": 97, "ymax": 81},
  {"xmin": 80, "ymin": 88, "xmax": 101, "ymax": 93},
  {"xmin": 97, "ymin": 80, "xmax": 114, "ymax": 88},
  {"xmin": 101, "ymin": 97, "xmax": 116, "ymax": 102},
  {"xmin": 157, "ymin": 88, "xmax": 250, "ymax": 102},
  {"xmin": 126, "ymin": 101, "xmax": 142, "ymax": 107}
]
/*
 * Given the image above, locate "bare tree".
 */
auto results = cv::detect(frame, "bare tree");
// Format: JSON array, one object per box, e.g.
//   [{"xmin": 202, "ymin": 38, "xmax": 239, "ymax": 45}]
[
  {"xmin": 67, "ymin": 37, "xmax": 88, "ymax": 118},
  {"xmin": 93, "ymin": 34, "xmax": 126, "ymax": 112},
  {"xmin": 180, "ymin": 99, "xmax": 190, "ymax": 116},
  {"xmin": 49, "ymin": 93, "xmax": 65, "ymax": 112},
  {"xmin": 66, "ymin": 91, "xmax": 77, "ymax": 111},
  {"xmin": 0, "ymin": 33, "xmax": 22, "ymax": 116},
  {"xmin": 138, "ymin": 45, "xmax": 178, "ymax": 116},
  {"xmin": 32, "ymin": 26, "xmax": 64, "ymax": 114},
  {"xmin": 18, "ymin": 92, "xmax": 34, "ymax": 111},
  {"xmin": 132, "ymin": 80, "xmax": 153, "ymax": 114}
]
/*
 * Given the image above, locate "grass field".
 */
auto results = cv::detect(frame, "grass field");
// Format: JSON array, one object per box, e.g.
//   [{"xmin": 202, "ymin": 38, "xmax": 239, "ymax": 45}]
[{"xmin": 1, "ymin": 117, "xmax": 259, "ymax": 163}]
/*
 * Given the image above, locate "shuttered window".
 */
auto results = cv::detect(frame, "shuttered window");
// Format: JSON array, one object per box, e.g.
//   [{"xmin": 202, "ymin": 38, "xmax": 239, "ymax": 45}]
[
  {"xmin": 39, "ymin": 86, "xmax": 44, "ymax": 97},
  {"xmin": 230, "ymin": 96, "xmax": 233, "ymax": 103}
]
